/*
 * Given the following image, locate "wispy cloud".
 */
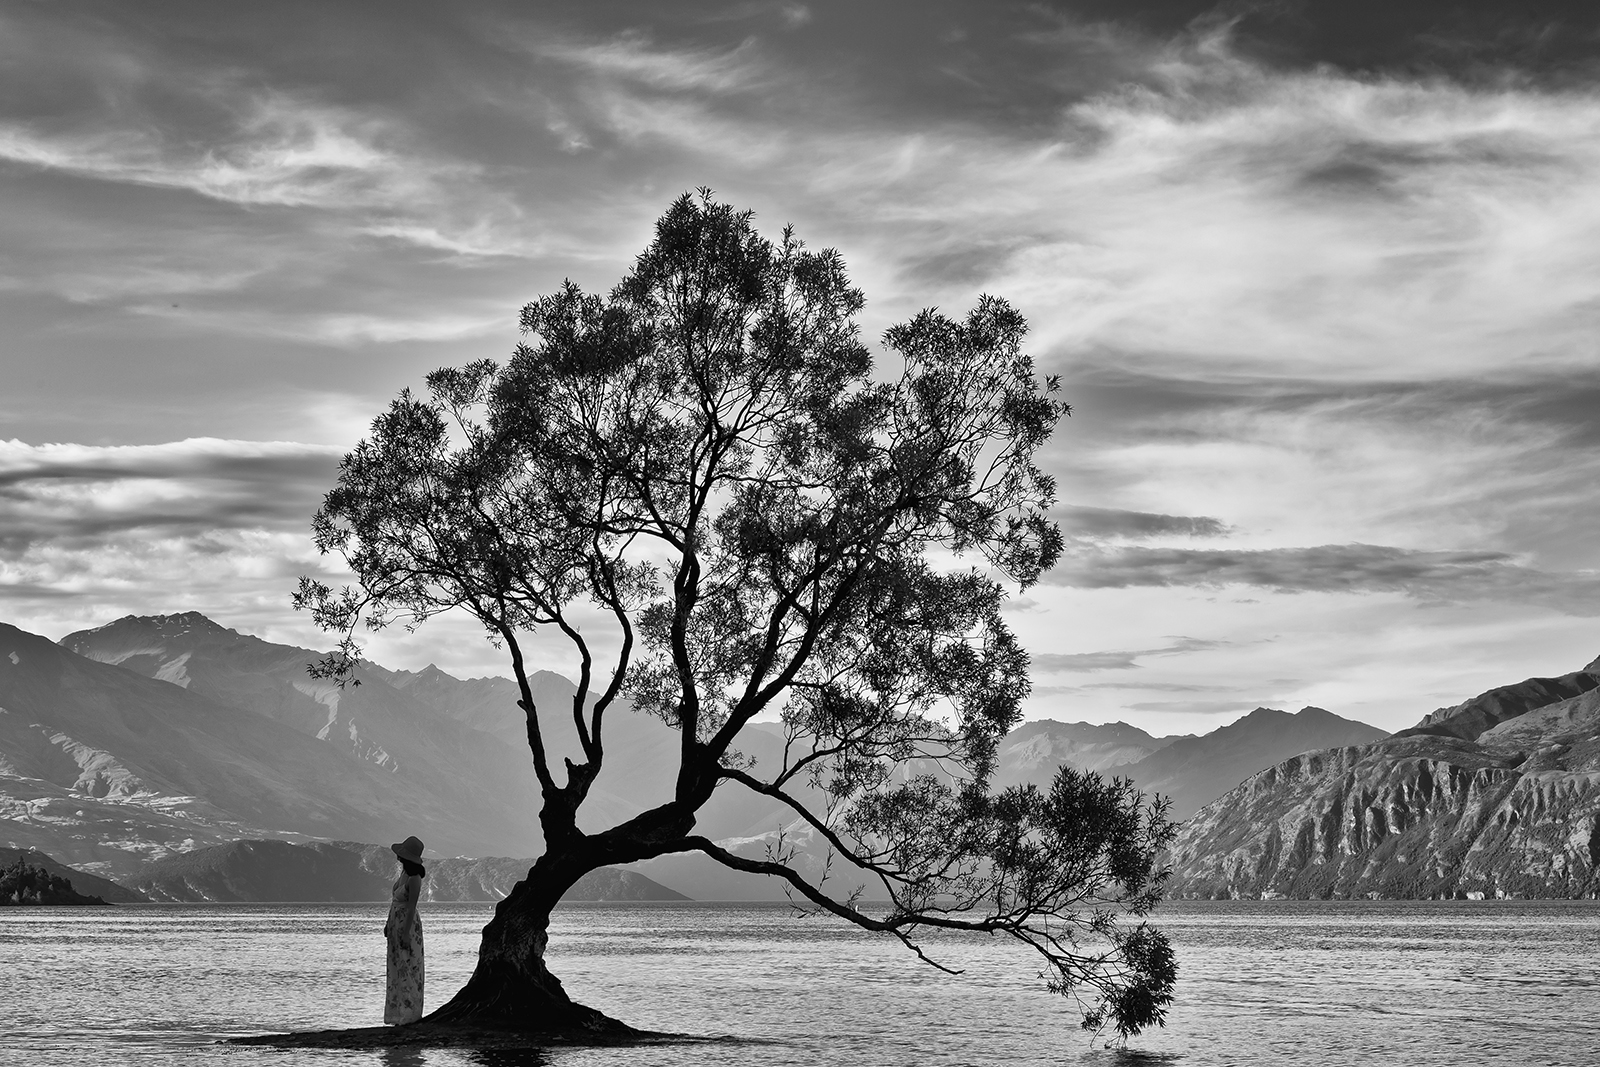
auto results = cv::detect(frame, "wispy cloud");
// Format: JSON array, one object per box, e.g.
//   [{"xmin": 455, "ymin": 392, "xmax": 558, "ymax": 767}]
[
  {"xmin": 123, "ymin": 304, "xmax": 509, "ymax": 347},
  {"xmin": 0, "ymin": 94, "xmax": 443, "ymax": 210},
  {"xmin": 1057, "ymin": 506, "xmax": 1230, "ymax": 540},
  {"xmin": 0, "ymin": 438, "xmax": 346, "ymax": 651},
  {"xmin": 1033, "ymin": 637, "xmax": 1223, "ymax": 672},
  {"xmin": 1082, "ymin": 681, "xmax": 1234, "ymax": 692},
  {"xmin": 1122, "ymin": 699, "xmax": 1263, "ymax": 715},
  {"xmin": 1045, "ymin": 542, "xmax": 1600, "ymax": 616},
  {"xmin": 531, "ymin": 32, "xmax": 768, "ymax": 95}
]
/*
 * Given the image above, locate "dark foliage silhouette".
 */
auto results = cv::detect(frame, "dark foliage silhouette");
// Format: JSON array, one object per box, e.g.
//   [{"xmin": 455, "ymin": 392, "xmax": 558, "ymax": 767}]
[{"xmin": 0, "ymin": 860, "xmax": 107, "ymax": 906}]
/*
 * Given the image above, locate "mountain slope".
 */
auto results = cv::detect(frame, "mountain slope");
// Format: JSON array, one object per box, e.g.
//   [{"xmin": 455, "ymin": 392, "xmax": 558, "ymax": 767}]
[
  {"xmin": 1109, "ymin": 706, "xmax": 1390, "ymax": 820},
  {"xmin": 62, "ymin": 613, "xmax": 544, "ymax": 853},
  {"xmin": 39, "ymin": 613, "xmax": 814, "ymax": 888},
  {"xmin": 62, "ymin": 614, "xmax": 795, "ymax": 846},
  {"xmin": 1167, "ymin": 658, "xmax": 1600, "ymax": 899}
]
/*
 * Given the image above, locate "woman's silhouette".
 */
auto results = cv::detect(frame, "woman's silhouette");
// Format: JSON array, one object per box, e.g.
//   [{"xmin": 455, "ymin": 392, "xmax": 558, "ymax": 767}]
[{"xmin": 383, "ymin": 835, "xmax": 426, "ymax": 1025}]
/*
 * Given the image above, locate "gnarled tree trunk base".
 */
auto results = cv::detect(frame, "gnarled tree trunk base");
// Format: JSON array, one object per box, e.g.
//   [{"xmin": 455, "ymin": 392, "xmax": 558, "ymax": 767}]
[
  {"xmin": 230, "ymin": 952, "xmax": 657, "ymax": 1048},
  {"xmin": 423, "ymin": 952, "xmax": 617, "ymax": 1031}
]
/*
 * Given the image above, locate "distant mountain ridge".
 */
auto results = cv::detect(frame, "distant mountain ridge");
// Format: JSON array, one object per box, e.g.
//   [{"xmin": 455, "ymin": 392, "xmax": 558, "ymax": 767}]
[
  {"xmin": 1106, "ymin": 706, "xmax": 1390, "ymax": 821},
  {"xmin": 59, "ymin": 613, "xmax": 803, "ymax": 850},
  {"xmin": 1167, "ymin": 657, "xmax": 1600, "ymax": 899},
  {"xmin": 1394, "ymin": 669, "xmax": 1600, "ymax": 742},
  {"xmin": 0, "ymin": 620, "xmax": 438, "ymax": 878},
  {"xmin": 129, "ymin": 839, "xmax": 686, "ymax": 903},
  {"xmin": 970, "ymin": 708, "xmax": 1388, "ymax": 824},
  {"xmin": 61, "ymin": 612, "xmax": 546, "ymax": 854},
  {"xmin": 10, "ymin": 613, "xmax": 822, "ymax": 894},
  {"xmin": 991, "ymin": 719, "xmax": 1181, "ymax": 789}
]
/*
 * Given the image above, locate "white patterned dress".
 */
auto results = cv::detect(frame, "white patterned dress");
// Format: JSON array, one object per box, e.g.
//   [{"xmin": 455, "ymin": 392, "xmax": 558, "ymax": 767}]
[{"xmin": 384, "ymin": 872, "xmax": 424, "ymax": 1024}]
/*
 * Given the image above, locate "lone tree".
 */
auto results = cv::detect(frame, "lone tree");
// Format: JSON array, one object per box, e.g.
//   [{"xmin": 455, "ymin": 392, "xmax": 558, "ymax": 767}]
[{"xmin": 296, "ymin": 191, "xmax": 1175, "ymax": 1039}]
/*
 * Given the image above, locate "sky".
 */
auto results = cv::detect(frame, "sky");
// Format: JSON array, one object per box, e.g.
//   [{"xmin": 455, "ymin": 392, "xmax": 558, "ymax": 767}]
[{"xmin": 2, "ymin": 0, "xmax": 1599, "ymax": 736}]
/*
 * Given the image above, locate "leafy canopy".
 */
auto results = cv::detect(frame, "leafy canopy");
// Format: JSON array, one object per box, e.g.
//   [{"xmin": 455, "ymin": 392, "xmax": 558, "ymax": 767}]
[{"xmin": 297, "ymin": 190, "xmax": 1175, "ymax": 1037}]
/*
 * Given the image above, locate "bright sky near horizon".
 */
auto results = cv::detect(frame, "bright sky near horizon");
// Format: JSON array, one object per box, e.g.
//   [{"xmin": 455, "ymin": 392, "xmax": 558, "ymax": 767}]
[{"xmin": 2, "ymin": 0, "xmax": 1598, "ymax": 735}]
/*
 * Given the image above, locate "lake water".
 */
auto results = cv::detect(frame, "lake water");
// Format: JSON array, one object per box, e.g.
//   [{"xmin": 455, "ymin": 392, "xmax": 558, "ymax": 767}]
[{"xmin": 1, "ymin": 900, "xmax": 1597, "ymax": 1066}]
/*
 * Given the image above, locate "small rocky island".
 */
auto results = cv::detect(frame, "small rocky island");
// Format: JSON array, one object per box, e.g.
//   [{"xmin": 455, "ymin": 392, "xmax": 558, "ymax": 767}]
[{"xmin": 0, "ymin": 858, "xmax": 108, "ymax": 905}]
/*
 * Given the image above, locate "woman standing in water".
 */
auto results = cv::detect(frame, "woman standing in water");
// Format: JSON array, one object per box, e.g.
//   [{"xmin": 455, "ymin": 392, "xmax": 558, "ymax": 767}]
[{"xmin": 383, "ymin": 835, "xmax": 426, "ymax": 1025}]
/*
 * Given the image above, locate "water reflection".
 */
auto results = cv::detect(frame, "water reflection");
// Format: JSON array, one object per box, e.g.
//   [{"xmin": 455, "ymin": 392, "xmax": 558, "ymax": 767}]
[
  {"xmin": 1092, "ymin": 1050, "xmax": 1185, "ymax": 1065},
  {"xmin": 376, "ymin": 1048, "xmax": 431, "ymax": 1067}
]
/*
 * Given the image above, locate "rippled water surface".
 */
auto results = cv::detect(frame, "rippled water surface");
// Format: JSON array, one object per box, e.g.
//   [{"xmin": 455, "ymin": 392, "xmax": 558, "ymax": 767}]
[{"xmin": 2, "ymin": 900, "xmax": 1597, "ymax": 1066}]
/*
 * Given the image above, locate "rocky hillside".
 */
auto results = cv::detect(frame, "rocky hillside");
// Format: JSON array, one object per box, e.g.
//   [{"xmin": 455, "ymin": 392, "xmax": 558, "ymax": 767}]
[
  {"xmin": 1166, "ymin": 656, "xmax": 1600, "ymax": 899},
  {"xmin": 132, "ymin": 839, "xmax": 685, "ymax": 902}
]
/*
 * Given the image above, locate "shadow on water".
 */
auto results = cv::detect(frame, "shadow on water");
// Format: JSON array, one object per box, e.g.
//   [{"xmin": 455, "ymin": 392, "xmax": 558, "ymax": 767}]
[
  {"xmin": 358, "ymin": 1033, "xmax": 777, "ymax": 1066},
  {"xmin": 368, "ymin": 1047, "xmax": 553, "ymax": 1067}
]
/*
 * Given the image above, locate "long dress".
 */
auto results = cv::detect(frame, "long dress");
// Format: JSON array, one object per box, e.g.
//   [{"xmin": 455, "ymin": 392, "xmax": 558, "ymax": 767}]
[{"xmin": 384, "ymin": 872, "xmax": 424, "ymax": 1025}]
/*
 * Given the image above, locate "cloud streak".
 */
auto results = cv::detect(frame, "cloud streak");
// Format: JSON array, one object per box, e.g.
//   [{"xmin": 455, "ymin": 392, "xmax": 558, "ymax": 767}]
[
  {"xmin": 0, "ymin": 95, "xmax": 452, "ymax": 212},
  {"xmin": 1047, "ymin": 542, "xmax": 1600, "ymax": 616},
  {"xmin": 0, "ymin": 438, "xmax": 340, "ymax": 550},
  {"xmin": 1033, "ymin": 637, "xmax": 1225, "ymax": 673},
  {"xmin": 1056, "ymin": 506, "xmax": 1230, "ymax": 540},
  {"xmin": 0, "ymin": 438, "xmax": 357, "ymax": 656}
]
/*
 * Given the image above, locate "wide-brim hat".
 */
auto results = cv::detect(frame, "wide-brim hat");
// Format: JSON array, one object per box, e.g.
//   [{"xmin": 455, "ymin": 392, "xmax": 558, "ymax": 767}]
[{"xmin": 391, "ymin": 836, "xmax": 425, "ymax": 864}]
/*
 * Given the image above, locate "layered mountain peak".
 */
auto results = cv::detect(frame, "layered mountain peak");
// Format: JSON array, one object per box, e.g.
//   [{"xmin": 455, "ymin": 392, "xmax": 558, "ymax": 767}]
[
  {"xmin": 1100, "ymin": 705, "xmax": 1388, "ymax": 821},
  {"xmin": 130, "ymin": 611, "xmax": 233, "ymax": 635},
  {"xmin": 62, "ymin": 612, "xmax": 270, "ymax": 690},
  {"xmin": 990, "ymin": 718, "xmax": 1176, "ymax": 787},
  {"xmin": 69, "ymin": 611, "xmax": 245, "ymax": 650}
]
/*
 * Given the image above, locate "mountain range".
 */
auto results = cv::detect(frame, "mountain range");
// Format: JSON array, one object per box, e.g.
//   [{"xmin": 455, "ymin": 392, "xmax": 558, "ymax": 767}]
[
  {"xmin": 993, "ymin": 709, "xmax": 1388, "ymax": 821},
  {"xmin": 1166, "ymin": 655, "xmax": 1600, "ymax": 899},
  {"xmin": 5, "ymin": 612, "xmax": 1391, "ymax": 899}
]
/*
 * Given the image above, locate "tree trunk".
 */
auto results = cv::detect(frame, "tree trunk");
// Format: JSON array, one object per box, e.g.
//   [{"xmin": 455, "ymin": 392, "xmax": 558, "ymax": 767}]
[{"xmin": 424, "ymin": 852, "xmax": 633, "ymax": 1033}]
